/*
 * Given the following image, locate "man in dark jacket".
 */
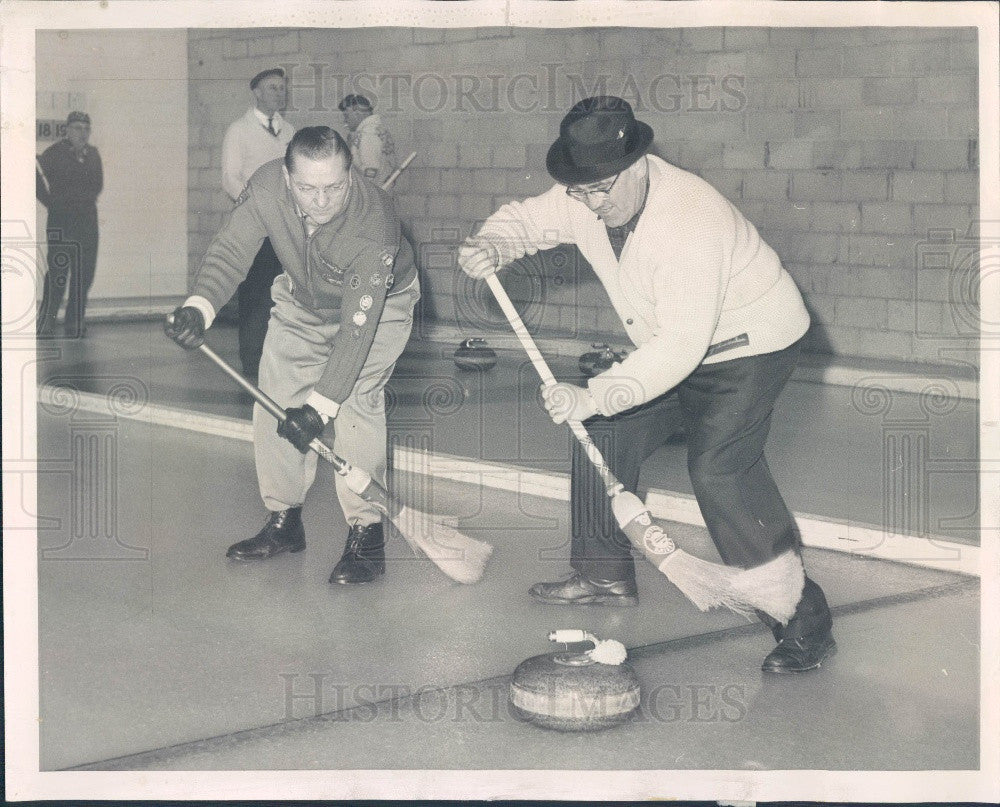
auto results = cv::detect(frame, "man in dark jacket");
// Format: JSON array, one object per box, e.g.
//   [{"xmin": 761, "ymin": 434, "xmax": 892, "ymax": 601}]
[
  {"xmin": 166, "ymin": 127, "xmax": 419, "ymax": 586},
  {"xmin": 36, "ymin": 111, "xmax": 103, "ymax": 338}
]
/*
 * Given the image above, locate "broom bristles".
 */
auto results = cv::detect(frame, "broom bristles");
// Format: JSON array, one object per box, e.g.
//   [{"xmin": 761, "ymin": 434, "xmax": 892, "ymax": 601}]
[
  {"xmin": 659, "ymin": 551, "xmax": 755, "ymax": 618},
  {"xmin": 727, "ymin": 550, "xmax": 805, "ymax": 624},
  {"xmin": 339, "ymin": 466, "xmax": 493, "ymax": 584},
  {"xmin": 612, "ymin": 489, "xmax": 803, "ymax": 621},
  {"xmin": 392, "ymin": 504, "xmax": 494, "ymax": 585}
]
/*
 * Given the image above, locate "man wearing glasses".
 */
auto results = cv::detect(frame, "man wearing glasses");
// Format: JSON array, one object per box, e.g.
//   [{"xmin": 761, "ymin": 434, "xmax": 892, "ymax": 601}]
[
  {"xmin": 166, "ymin": 126, "xmax": 420, "ymax": 586},
  {"xmin": 458, "ymin": 96, "xmax": 834, "ymax": 674}
]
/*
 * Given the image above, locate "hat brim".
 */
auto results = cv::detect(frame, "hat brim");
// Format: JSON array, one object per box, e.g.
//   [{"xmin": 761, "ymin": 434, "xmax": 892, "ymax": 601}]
[{"xmin": 545, "ymin": 121, "xmax": 654, "ymax": 185}]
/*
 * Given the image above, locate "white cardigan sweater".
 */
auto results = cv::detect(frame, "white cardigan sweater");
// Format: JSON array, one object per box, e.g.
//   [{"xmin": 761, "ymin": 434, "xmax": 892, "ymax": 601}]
[{"xmin": 475, "ymin": 155, "xmax": 810, "ymax": 415}]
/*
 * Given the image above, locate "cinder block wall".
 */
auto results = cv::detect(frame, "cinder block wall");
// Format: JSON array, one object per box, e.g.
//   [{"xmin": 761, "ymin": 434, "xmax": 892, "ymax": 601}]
[{"xmin": 188, "ymin": 26, "xmax": 979, "ymax": 368}]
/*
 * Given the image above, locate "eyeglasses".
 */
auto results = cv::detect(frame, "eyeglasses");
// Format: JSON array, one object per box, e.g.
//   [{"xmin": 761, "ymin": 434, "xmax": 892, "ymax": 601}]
[
  {"xmin": 294, "ymin": 173, "xmax": 351, "ymax": 203},
  {"xmin": 565, "ymin": 172, "xmax": 621, "ymax": 202}
]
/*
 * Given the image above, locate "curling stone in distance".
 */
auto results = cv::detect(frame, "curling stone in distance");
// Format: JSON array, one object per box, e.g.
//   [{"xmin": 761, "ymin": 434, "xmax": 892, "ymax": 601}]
[
  {"xmin": 578, "ymin": 344, "xmax": 628, "ymax": 378},
  {"xmin": 454, "ymin": 337, "xmax": 498, "ymax": 371},
  {"xmin": 510, "ymin": 630, "xmax": 640, "ymax": 732}
]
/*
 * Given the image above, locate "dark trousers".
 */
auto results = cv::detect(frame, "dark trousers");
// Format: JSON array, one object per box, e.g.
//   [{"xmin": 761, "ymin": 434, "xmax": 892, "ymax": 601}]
[
  {"xmin": 38, "ymin": 207, "xmax": 99, "ymax": 337},
  {"xmin": 571, "ymin": 338, "xmax": 804, "ymax": 583},
  {"xmin": 237, "ymin": 238, "xmax": 283, "ymax": 377}
]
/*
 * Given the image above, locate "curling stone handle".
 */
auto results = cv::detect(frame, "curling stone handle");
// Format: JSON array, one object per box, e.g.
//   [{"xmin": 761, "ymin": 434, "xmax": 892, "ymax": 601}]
[{"xmin": 548, "ymin": 629, "xmax": 598, "ymax": 646}]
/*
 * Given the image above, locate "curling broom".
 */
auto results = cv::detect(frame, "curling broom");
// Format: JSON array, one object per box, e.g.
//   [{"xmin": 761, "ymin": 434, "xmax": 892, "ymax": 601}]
[
  {"xmin": 381, "ymin": 151, "xmax": 416, "ymax": 191},
  {"xmin": 484, "ymin": 273, "xmax": 802, "ymax": 622},
  {"xmin": 184, "ymin": 336, "xmax": 493, "ymax": 584}
]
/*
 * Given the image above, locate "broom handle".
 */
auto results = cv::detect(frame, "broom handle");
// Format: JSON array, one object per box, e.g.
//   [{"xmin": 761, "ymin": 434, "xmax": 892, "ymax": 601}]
[
  {"xmin": 195, "ymin": 341, "xmax": 348, "ymax": 474},
  {"xmin": 484, "ymin": 273, "xmax": 623, "ymax": 496},
  {"xmin": 381, "ymin": 151, "xmax": 416, "ymax": 191}
]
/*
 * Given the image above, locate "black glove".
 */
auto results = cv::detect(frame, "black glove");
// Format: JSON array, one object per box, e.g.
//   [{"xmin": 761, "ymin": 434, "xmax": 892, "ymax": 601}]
[
  {"xmin": 277, "ymin": 404, "xmax": 325, "ymax": 453},
  {"xmin": 164, "ymin": 306, "xmax": 205, "ymax": 349}
]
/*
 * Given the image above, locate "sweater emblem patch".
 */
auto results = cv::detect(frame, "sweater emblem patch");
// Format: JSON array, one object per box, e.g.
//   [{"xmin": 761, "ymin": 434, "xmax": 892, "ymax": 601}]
[
  {"xmin": 370, "ymin": 272, "xmax": 383, "ymax": 287},
  {"xmin": 359, "ymin": 294, "xmax": 373, "ymax": 311},
  {"xmin": 384, "ymin": 273, "xmax": 394, "ymax": 290},
  {"xmin": 349, "ymin": 274, "xmax": 361, "ymax": 289},
  {"xmin": 381, "ymin": 252, "xmax": 394, "ymax": 267},
  {"xmin": 352, "ymin": 311, "xmax": 368, "ymax": 327},
  {"xmin": 316, "ymin": 255, "xmax": 344, "ymax": 284}
]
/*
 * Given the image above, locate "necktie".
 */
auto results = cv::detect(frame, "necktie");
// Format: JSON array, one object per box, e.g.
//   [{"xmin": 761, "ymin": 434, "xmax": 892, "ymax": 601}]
[{"xmin": 266, "ymin": 116, "xmax": 278, "ymax": 137}]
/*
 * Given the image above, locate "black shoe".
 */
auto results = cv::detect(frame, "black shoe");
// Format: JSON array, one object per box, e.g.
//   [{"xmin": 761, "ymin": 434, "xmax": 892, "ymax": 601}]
[
  {"xmin": 756, "ymin": 609, "xmax": 785, "ymax": 643},
  {"xmin": 529, "ymin": 571, "xmax": 638, "ymax": 606},
  {"xmin": 226, "ymin": 508, "xmax": 305, "ymax": 560},
  {"xmin": 329, "ymin": 522, "xmax": 385, "ymax": 585},
  {"xmin": 762, "ymin": 630, "xmax": 837, "ymax": 673}
]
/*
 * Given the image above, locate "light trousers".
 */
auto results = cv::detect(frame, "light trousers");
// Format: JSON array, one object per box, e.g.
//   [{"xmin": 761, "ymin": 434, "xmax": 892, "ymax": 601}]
[{"xmin": 253, "ymin": 273, "xmax": 419, "ymax": 525}]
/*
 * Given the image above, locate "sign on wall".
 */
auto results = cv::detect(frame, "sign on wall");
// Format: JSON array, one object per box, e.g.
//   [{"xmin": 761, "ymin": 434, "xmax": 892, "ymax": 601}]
[
  {"xmin": 36, "ymin": 119, "xmax": 68, "ymax": 141},
  {"xmin": 36, "ymin": 90, "xmax": 87, "ymax": 143}
]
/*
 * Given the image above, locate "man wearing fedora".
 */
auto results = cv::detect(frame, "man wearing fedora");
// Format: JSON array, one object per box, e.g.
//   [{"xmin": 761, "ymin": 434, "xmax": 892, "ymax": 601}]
[
  {"xmin": 458, "ymin": 96, "xmax": 835, "ymax": 674},
  {"xmin": 220, "ymin": 67, "xmax": 296, "ymax": 379}
]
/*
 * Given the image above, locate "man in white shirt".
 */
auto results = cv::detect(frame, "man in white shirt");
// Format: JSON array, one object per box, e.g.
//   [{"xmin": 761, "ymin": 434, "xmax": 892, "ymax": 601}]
[
  {"xmin": 338, "ymin": 94, "xmax": 398, "ymax": 189},
  {"xmin": 220, "ymin": 67, "xmax": 295, "ymax": 379},
  {"xmin": 458, "ymin": 96, "xmax": 835, "ymax": 674}
]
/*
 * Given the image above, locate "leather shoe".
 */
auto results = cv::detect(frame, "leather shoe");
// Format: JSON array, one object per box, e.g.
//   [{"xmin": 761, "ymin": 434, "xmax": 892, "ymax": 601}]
[
  {"xmin": 227, "ymin": 508, "xmax": 305, "ymax": 560},
  {"xmin": 762, "ymin": 630, "xmax": 836, "ymax": 673},
  {"xmin": 529, "ymin": 571, "xmax": 638, "ymax": 606},
  {"xmin": 329, "ymin": 522, "xmax": 385, "ymax": 585}
]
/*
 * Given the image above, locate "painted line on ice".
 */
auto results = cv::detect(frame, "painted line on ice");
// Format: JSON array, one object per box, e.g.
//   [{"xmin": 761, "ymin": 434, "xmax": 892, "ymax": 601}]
[
  {"xmin": 39, "ymin": 385, "xmax": 980, "ymax": 578},
  {"xmin": 63, "ymin": 577, "xmax": 978, "ymax": 772}
]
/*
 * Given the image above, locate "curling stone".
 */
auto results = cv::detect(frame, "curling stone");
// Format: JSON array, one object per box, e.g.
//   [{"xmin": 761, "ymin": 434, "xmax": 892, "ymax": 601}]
[
  {"xmin": 578, "ymin": 344, "xmax": 628, "ymax": 378},
  {"xmin": 510, "ymin": 630, "xmax": 640, "ymax": 732},
  {"xmin": 454, "ymin": 337, "xmax": 498, "ymax": 371}
]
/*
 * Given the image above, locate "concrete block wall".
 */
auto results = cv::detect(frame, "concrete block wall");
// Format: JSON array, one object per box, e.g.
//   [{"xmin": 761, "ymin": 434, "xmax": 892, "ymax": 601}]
[{"xmin": 188, "ymin": 26, "xmax": 980, "ymax": 368}]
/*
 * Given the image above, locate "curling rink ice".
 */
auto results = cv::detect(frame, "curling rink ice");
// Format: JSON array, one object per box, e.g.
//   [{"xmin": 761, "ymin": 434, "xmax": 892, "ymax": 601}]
[{"xmin": 32, "ymin": 321, "xmax": 979, "ymax": 771}]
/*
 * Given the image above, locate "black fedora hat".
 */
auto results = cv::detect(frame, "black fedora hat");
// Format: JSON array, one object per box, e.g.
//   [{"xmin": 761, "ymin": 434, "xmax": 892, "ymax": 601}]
[{"xmin": 546, "ymin": 96, "xmax": 653, "ymax": 185}]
